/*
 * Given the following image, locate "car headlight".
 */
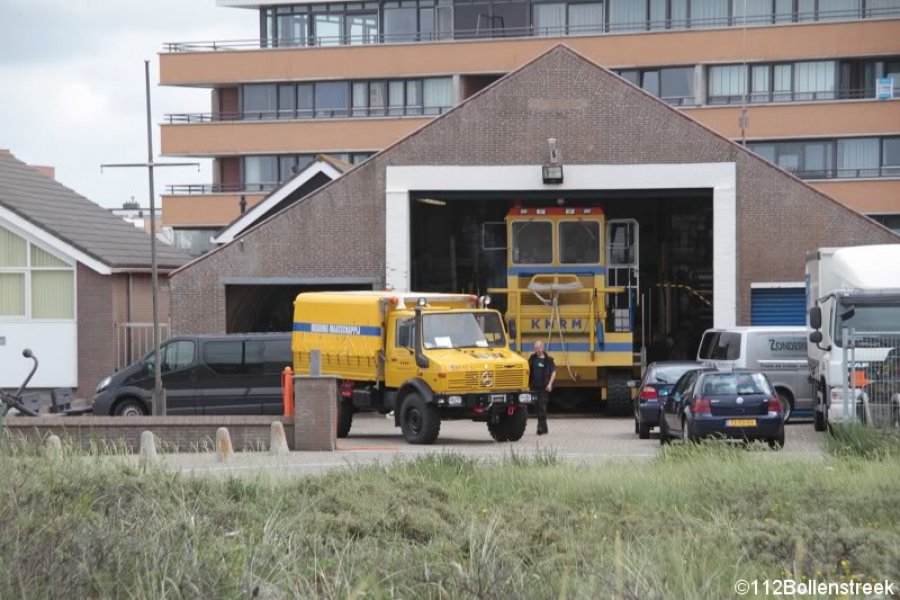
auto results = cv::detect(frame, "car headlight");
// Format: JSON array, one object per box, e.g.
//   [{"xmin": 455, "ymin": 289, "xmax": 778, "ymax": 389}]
[
  {"xmin": 448, "ymin": 395, "xmax": 463, "ymax": 406},
  {"xmin": 518, "ymin": 393, "xmax": 532, "ymax": 403},
  {"xmin": 96, "ymin": 376, "xmax": 112, "ymax": 393}
]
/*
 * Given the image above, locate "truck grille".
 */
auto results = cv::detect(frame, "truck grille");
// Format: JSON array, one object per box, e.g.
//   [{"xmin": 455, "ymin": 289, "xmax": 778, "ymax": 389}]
[{"xmin": 447, "ymin": 368, "xmax": 526, "ymax": 391}]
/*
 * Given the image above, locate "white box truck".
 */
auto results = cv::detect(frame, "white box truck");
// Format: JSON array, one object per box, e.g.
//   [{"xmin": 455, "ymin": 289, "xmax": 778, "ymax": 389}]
[{"xmin": 806, "ymin": 245, "xmax": 900, "ymax": 430}]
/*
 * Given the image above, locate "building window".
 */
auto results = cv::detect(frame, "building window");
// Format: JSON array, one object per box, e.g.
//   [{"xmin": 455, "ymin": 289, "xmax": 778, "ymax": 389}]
[
  {"xmin": 242, "ymin": 153, "xmax": 375, "ymax": 190},
  {"xmin": 616, "ymin": 67, "xmax": 695, "ymax": 105},
  {"xmin": 567, "ymin": 2, "xmax": 604, "ymax": 34},
  {"xmin": 749, "ymin": 136, "xmax": 900, "ymax": 180},
  {"xmin": 172, "ymin": 229, "xmax": 218, "ymax": 258},
  {"xmin": 384, "ymin": 2, "xmax": 418, "ymax": 42},
  {"xmin": 533, "ymin": 2, "xmax": 565, "ymax": 35},
  {"xmin": 0, "ymin": 225, "xmax": 74, "ymax": 320},
  {"xmin": 868, "ymin": 214, "xmax": 900, "ymax": 234},
  {"xmin": 243, "ymin": 84, "xmax": 277, "ymax": 119},
  {"xmin": 609, "ymin": 0, "xmax": 647, "ymax": 32},
  {"xmin": 423, "ymin": 78, "xmax": 455, "ymax": 114},
  {"xmin": 689, "ymin": 0, "xmax": 730, "ymax": 28}
]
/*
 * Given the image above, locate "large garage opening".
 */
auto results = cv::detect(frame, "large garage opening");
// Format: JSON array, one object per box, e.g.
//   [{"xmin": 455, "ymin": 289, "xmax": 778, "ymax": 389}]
[
  {"xmin": 225, "ymin": 281, "xmax": 373, "ymax": 333},
  {"xmin": 409, "ymin": 190, "xmax": 714, "ymax": 363}
]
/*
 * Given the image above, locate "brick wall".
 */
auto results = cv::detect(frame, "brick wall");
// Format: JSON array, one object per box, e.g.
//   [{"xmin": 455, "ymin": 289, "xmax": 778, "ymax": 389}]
[
  {"xmin": 77, "ymin": 264, "xmax": 114, "ymax": 397},
  {"xmin": 3, "ymin": 415, "xmax": 294, "ymax": 452},
  {"xmin": 170, "ymin": 46, "xmax": 898, "ymax": 333}
]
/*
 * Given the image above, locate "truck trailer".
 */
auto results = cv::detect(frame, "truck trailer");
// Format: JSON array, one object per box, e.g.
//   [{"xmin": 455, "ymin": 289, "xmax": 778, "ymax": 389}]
[
  {"xmin": 292, "ymin": 291, "xmax": 531, "ymax": 444},
  {"xmin": 806, "ymin": 245, "xmax": 900, "ymax": 430}
]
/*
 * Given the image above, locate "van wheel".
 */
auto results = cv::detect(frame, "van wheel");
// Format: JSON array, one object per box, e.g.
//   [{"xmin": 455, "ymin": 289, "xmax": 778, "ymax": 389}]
[
  {"xmin": 400, "ymin": 393, "xmax": 440, "ymax": 444},
  {"xmin": 114, "ymin": 398, "xmax": 147, "ymax": 417},
  {"xmin": 337, "ymin": 399, "xmax": 353, "ymax": 438},
  {"xmin": 775, "ymin": 389, "xmax": 793, "ymax": 422}
]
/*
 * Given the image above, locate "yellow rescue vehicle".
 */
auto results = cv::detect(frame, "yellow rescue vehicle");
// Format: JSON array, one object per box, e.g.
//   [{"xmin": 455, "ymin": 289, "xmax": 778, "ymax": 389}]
[
  {"xmin": 489, "ymin": 206, "xmax": 639, "ymax": 414},
  {"xmin": 292, "ymin": 291, "xmax": 531, "ymax": 444}
]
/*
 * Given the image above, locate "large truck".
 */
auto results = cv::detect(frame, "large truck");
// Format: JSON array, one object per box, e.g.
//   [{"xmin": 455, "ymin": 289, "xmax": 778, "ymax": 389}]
[
  {"xmin": 806, "ymin": 245, "xmax": 900, "ymax": 430},
  {"xmin": 489, "ymin": 206, "xmax": 639, "ymax": 415},
  {"xmin": 292, "ymin": 291, "xmax": 531, "ymax": 444}
]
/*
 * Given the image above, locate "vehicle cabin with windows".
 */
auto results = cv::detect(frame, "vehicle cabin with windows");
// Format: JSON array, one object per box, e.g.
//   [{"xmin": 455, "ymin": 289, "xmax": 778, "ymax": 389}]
[
  {"xmin": 489, "ymin": 206, "xmax": 639, "ymax": 415},
  {"xmin": 291, "ymin": 291, "xmax": 530, "ymax": 444}
]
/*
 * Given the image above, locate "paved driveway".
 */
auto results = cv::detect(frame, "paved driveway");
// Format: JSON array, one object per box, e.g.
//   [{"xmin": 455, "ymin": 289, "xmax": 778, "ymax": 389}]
[{"xmin": 163, "ymin": 414, "xmax": 826, "ymax": 477}]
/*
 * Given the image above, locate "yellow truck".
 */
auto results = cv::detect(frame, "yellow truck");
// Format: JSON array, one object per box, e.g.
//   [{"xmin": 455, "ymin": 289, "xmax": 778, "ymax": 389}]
[
  {"xmin": 489, "ymin": 206, "xmax": 639, "ymax": 415},
  {"xmin": 291, "ymin": 291, "xmax": 531, "ymax": 444}
]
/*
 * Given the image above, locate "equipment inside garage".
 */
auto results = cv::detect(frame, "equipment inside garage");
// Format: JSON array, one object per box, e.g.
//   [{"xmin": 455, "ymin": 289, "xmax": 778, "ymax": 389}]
[
  {"xmin": 225, "ymin": 283, "xmax": 370, "ymax": 333},
  {"xmin": 409, "ymin": 191, "xmax": 714, "ymax": 410}
]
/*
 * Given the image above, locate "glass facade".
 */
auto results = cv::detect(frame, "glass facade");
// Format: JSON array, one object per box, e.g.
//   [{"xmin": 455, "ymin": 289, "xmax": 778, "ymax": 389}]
[
  {"xmin": 242, "ymin": 153, "xmax": 374, "ymax": 191},
  {"xmin": 240, "ymin": 77, "xmax": 453, "ymax": 121},
  {"xmin": 748, "ymin": 136, "xmax": 900, "ymax": 179},
  {"xmin": 617, "ymin": 66, "xmax": 697, "ymax": 105},
  {"xmin": 256, "ymin": 0, "xmax": 896, "ymax": 47}
]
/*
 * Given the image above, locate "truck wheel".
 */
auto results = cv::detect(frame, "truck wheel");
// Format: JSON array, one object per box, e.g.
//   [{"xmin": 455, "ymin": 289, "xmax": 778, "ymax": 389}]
[
  {"xmin": 814, "ymin": 408, "xmax": 827, "ymax": 432},
  {"xmin": 114, "ymin": 398, "xmax": 147, "ymax": 417},
  {"xmin": 487, "ymin": 413, "xmax": 510, "ymax": 442},
  {"xmin": 337, "ymin": 399, "xmax": 353, "ymax": 438},
  {"xmin": 813, "ymin": 381, "xmax": 827, "ymax": 432},
  {"xmin": 606, "ymin": 373, "xmax": 631, "ymax": 417},
  {"xmin": 505, "ymin": 407, "xmax": 528, "ymax": 442},
  {"xmin": 400, "ymin": 393, "xmax": 440, "ymax": 444}
]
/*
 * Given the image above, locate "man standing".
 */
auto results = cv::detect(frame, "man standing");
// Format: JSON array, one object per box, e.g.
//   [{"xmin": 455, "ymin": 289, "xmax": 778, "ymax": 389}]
[{"xmin": 528, "ymin": 340, "xmax": 556, "ymax": 435}]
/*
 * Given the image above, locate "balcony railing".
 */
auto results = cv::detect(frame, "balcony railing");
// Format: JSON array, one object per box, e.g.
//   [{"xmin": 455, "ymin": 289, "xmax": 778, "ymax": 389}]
[
  {"xmin": 165, "ymin": 183, "xmax": 277, "ymax": 195},
  {"xmin": 789, "ymin": 166, "xmax": 900, "ymax": 180},
  {"xmin": 707, "ymin": 88, "xmax": 897, "ymax": 105},
  {"xmin": 163, "ymin": 7, "xmax": 900, "ymax": 52},
  {"xmin": 164, "ymin": 106, "xmax": 449, "ymax": 124}
]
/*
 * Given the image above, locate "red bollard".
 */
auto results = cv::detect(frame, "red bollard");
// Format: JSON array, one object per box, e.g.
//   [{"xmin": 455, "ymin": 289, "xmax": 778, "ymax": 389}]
[{"xmin": 282, "ymin": 366, "xmax": 294, "ymax": 416}]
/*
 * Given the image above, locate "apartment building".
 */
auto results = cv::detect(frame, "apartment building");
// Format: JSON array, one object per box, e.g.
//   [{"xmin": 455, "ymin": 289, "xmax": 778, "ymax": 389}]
[{"xmin": 159, "ymin": 0, "xmax": 900, "ymax": 252}]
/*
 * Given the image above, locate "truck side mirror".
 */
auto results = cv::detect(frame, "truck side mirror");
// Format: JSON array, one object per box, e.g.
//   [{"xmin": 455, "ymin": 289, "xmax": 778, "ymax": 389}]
[
  {"xmin": 809, "ymin": 331, "xmax": 823, "ymax": 344},
  {"xmin": 808, "ymin": 306, "xmax": 822, "ymax": 330},
  {"xmin": 413, "ymin": 308, "xmax": 430, "ymax": 369}
]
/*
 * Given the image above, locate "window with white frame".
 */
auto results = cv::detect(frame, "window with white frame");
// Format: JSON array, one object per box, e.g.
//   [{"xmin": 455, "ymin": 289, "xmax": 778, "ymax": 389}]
[{"xmin": 0, "ymin": 224, "xmax": 75, "ymax": 320}]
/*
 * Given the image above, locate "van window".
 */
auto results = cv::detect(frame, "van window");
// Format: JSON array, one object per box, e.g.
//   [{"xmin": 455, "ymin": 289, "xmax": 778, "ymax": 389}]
[
  {"xmin": 698, "ymin": 332, "xmax": 719, "ymax": 359},
  {"xmin": 203, "ymin": 341, "xmax": 243, "ymax": 374},
  {"xmin": 711, "ymin": 331, "xmax": 741, "ymax": 360},
  {"xmin": 244, "ymin": 340, "xmax": 265, "ymax": 374},
  {"xmin": 263, "ymin": 338, "xmax": 292, "ymax": 373},
  {"xmin": 161, "ymin": 341, "xmax": 195, "ymax": 373}
]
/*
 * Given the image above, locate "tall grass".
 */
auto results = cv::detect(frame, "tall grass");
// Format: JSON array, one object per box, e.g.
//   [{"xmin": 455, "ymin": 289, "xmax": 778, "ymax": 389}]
[
  {"xmin": 0, "ymin": 441, "xmax": 897, "ymax": 598},
  {"xmin": 824, "ymin": 423, "xmax": 900, "ymax": 459}
]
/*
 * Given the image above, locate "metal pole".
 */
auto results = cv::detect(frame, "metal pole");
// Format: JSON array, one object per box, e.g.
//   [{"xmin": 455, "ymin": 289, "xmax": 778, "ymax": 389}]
[{"xmin": 144, "ymin": 60, "xmax": 165, "ymax": 416}]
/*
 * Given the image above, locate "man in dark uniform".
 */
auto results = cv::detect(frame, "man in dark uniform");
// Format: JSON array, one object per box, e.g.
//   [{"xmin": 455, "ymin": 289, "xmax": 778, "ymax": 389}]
[{"xmin": 528, "ymin": 340, "xmax": 556, "ymax": 435}]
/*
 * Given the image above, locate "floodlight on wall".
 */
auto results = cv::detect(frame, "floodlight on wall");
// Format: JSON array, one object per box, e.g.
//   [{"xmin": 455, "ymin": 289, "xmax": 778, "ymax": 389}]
[{"xmin": 543, "ymin": 138, "xmax": 563, "ymax": 184}]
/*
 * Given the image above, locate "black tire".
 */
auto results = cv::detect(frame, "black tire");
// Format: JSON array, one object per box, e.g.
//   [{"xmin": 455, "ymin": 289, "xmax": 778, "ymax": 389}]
[
  {"xmin": 505, "ymin": 407, "xmax": 528, "ymax": 442},
  {"xmin": 659, "ymin": 414, "xmax": 671, "ymax": 445},
  {"xmin": 400, "ymin": 392, "xmax": 441, "ymax": 444},
  {"xmin": 638, "ymin": 419, "xmax": 651, "ymax": 440},
  {"xmin": 775, "ymin": 389, "xmax": 793, "ymax": 422},
  {"xmin": 813, "ymin": 381, "xmax": 828, "ymax": 432},
  {"xmin": 634, "ymin": 416, "xmax": 640, "ymax": 434},
  {"xmin": 487, "ymin": 413, "xmax": 510, "ymax": 442},
  {"xmin": 337, "ymin": 399, "xmax": 353, "ymax": 438},
  {"xmin": 113, "ymin": 398, "xmax": 147, "ymax": 417},
  {"xmin": 768, "ymin": 429, "xmax": 785, "ymax": 450},
  {"xmin": 681, "ymin": 415, "xmax": 696, "ymax": 444},
  {"xmin": 606, "ymin": 373, "xmax": 632, "ymax": 417}
]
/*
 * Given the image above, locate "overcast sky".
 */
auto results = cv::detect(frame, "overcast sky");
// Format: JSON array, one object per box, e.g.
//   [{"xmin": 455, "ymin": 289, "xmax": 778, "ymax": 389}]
[{"xmin": 0, "ymin": 0, "xmax": 258, "ymax": 210}]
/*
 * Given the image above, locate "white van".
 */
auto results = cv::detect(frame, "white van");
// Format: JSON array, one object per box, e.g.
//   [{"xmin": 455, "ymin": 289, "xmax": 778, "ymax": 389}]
[{"xmin": 696, "ymin": 327, "xmax": 812, "ymax": 421}]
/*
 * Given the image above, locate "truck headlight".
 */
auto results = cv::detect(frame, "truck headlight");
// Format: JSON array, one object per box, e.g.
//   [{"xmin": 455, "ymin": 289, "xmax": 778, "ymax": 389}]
[
  {"xmin": 96, "ymin": 376, "xmax": 112, "ymax": 393},
  {"xmin": 830, "ymin": 387, "xmax": 864, "ymax": 404},
  {"xmin": 448, "ymin": 395, "xmax": 463, "ymax": 406},
  {"xmin": 518, "ymin": 393, "xmax": 532, "ymax": 404}
]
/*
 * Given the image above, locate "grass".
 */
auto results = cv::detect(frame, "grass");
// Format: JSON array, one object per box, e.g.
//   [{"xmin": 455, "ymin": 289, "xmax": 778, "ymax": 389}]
[
  {"xmin": 824, "ymin": 422, "xmax": 900, "ymax": 460},
  {"xmin": 0, "ymin": 439, "xmax": 898, "ymax": 599}
]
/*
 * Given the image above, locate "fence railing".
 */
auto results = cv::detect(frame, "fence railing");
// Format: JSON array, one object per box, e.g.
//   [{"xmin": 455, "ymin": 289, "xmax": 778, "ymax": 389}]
[
  {"xmin": 164, "ymin": 183, "xmax": 277, "ymax": 195},
  {"xmin": 838, "ymin": 330, "xmax": 900, "ymax": 429},
  {"xmin": 788, "ymin": 166, "xmax": 900, "ymax": 180},
  {"xmin": 115, "ymin": 322, "xmax": 171, "ymax": 371},
  {"xmin": 707, "ymin": 87, "xmax": 895, "ymax": 105},
  {"xmin": 164, "ymin": 105, "xmax": 450, "ymax": 124},
  {"xmin": 162, "ymin": 7, "xmax": 900, "ymax": 52}
]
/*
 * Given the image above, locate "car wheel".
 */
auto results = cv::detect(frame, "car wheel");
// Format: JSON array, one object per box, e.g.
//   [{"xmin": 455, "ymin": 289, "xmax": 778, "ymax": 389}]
[
  {"xmin": 776, "ymin": 390, "xmax": 793, "ymax": 422},
  {"xmin": 337, "ymin": 399, "xmax": 353, "ymax": 438},
  {"xmin": 113, "ymin": 398, "xmax": 147, "ymax": 417},
  {"xmin": 659, "ymin": 414, "xmax": 670, "ymax": 446},
  {"xmin": 638, "ymin": 419, "xmax": 651, "ymax": 440},
  {"xmin": 634, "ymin": 417, "xmax": 640, "ymax": 435},
  {"xmin": 400, "ymin": 392, "xmax": 441, "ymax": 445},
  {"xmin": 768, "ymin": 429, "xmax": 785, "ymax": 450},
  {"xmin": 681, "ymin": 415, "xmax": 695, "ymax": 444}
]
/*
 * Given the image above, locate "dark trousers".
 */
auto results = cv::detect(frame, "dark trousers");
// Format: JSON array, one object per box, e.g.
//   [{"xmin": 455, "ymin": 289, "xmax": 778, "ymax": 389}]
[{"xmin": 533, "ymin": 389, "xmax": 549, "ymax": 433}]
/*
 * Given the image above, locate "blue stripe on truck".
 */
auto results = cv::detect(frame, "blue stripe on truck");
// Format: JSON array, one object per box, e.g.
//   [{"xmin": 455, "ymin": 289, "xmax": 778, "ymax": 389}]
[{"xmin": 293, "ymin": 322, "xmax": 382, "ymax": 336}]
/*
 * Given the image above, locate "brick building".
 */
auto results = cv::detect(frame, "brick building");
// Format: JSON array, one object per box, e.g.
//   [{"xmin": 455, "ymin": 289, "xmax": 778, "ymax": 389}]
[
  {"xmin": 170, "ymin": 46, "xmax": 897, "ymax": 344},
  {"xmin": 0, "ymin": 150, "xmax": 189, "ymax": 398}
]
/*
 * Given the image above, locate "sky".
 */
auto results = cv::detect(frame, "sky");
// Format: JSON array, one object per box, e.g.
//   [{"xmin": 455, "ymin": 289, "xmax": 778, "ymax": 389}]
[{"xmin": 0, "ymin": 0, "xmax": 258, "ymax": 210}]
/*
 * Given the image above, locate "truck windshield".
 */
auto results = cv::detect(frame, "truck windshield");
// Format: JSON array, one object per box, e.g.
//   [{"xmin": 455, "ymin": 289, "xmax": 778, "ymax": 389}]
[
  {"xmin": 511, "ymin": 221, "xmax": 552, "ymax": 264},
  {"xmin": 834, "ymin": 302, "xmax": 900, "ymax": 347},
  {"xmin": 423, "ymin": 312, "xmax": 506, "ymax": 349}
]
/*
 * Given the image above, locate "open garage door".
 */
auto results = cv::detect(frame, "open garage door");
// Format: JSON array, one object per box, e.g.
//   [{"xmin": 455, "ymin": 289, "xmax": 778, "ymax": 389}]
[{"xmin": 225, "ymin": 281, "xmax": 373, "ymax": 333}]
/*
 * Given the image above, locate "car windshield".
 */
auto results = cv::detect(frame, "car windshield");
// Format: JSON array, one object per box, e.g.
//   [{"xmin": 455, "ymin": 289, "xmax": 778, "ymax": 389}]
[
  {"xmin": 423, "ymin": 312, "xmax": 506, "ymax": 349},
  {"xmin": 651, "ymin": 365, "xmax": 699, "ymax": 384},
  {"xmin": 699, "ymin": 373, "xmax": 773, "ymax": 396}
]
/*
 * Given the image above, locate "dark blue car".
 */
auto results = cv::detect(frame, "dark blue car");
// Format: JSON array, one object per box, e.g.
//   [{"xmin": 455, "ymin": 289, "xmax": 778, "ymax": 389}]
[
  {"xmin": 659, "ymin": 369, "xmax": 785, "ymax": 449},
  {"xmin": 630, "ymin": 361, "xmax": 704, "ymax": 439}
]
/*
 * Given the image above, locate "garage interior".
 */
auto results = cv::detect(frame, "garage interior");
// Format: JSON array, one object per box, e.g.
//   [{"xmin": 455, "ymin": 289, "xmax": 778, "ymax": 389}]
[
  {"xmin": 225, "ymin": 282, "xmax": 372, "ymax": 332},
  {"xmin": 409, "ymin": 190, "xmax": 715, "ymax": 372}
]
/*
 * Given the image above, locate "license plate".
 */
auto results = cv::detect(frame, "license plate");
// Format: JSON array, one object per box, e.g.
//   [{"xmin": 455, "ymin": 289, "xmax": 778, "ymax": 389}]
[
  {"xmin": 726, "ymin": 419, "xmax": 757, "ymax": 428},
  {"xmin": 490, "ymin": 394, "xmax": 506, "ymax": 404}
]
